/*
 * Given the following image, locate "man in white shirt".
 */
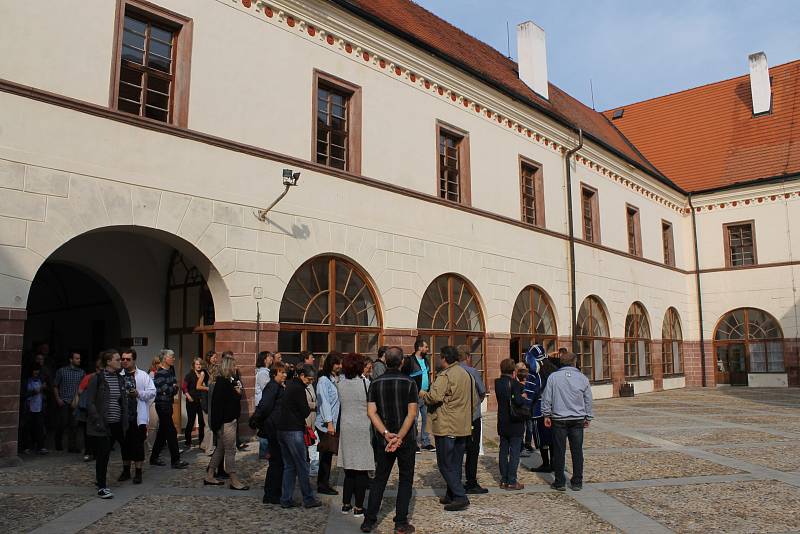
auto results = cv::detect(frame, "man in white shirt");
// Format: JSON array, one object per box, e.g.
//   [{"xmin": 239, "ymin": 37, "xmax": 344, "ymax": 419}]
[{"xmin": 119, "ymin": 348, "xmax": 157, "ymax": 484}]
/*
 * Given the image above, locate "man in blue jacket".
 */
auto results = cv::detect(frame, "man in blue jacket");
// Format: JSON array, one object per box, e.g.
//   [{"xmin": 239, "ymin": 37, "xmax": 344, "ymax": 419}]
[{"xmin": 541, "ymin": 351, "xmax": 593, "ymax": 491}]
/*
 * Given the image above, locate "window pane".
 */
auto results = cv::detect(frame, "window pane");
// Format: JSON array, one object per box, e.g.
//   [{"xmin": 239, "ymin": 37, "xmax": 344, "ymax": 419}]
[
  {"xmin": 357, "ymin": 333, "xmax": 379, "ymax": 358},
  {"xmin": 767, "ymin": 341, "xmax": 784, "ymax": 372},
  {"xmin": 278, "ymin": 330, "xmax": 301, "ymax": 354},
  {"xmin": 308, "ymin": 331, "xmax": 329, "ymax": 354},
  {"xmin": 334, "ymin": 332, "xmax": 355, "ymax": 354}
]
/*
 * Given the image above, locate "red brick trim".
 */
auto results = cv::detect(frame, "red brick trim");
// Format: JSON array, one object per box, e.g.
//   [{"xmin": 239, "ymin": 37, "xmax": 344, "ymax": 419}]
[{"xmin": 0, "ymin": 308, "xmax": 25, "ymax": 463}]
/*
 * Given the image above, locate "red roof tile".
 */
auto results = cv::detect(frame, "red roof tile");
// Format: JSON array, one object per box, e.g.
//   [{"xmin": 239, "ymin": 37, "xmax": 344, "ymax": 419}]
[
  {"xmin": 604, "ymin": 60, "xmax": 800, "ymax": 192},
  {"xmin": 332, "ymin": 0, "xmax": 669, "ymax": 185}
]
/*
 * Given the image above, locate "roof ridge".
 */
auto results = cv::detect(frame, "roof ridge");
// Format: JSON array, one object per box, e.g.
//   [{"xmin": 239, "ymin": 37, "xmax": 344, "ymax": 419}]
[{"xmin": 603, "ymin": 58, "xmax": 800, "ymax": 113}]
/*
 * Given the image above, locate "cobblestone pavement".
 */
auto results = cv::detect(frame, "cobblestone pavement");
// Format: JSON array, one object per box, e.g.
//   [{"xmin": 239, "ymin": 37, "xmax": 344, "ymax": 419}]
[{"xmin": 2, "ymin": 387, "xmax": 799, "ymax": 533}]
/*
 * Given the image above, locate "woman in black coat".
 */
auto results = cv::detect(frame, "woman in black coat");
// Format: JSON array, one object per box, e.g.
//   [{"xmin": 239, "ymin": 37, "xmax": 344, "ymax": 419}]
[
  {"xmin": 253, "ymin": 362, "xmax": 287, "ymax": 504},
  {"xmin": 495, "ymin": 358, "xmax": 526, "ymax": 490}
]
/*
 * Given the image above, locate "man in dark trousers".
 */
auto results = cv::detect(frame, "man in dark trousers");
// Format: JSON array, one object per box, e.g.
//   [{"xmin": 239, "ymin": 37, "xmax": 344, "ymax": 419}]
[
  {"xmin": 360, "ymin": 346, "xmax": 418, "ymax": 534},
  {"xmin": 542, "ymin": 351, "xmax": 593, "ymax": 491},
  {"xmin": 459, "ymin": 350, "xmax": 487, "ymax": 494},
  {"xmin": 149, "ymin": 349, "xmax": 188, "ymax": 469},
  {"xmin": 402, "ymin": 339, "xmax": 433, "ymax": 452}
]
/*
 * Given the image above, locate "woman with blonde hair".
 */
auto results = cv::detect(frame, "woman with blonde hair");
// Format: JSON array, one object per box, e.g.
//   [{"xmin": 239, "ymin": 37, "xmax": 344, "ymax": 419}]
[
  {"xmin": 205, "ymin": 354, "xmax": 248, "ymax": 490},
  {"xmin": 197, "ymin": 351, "xmax": 217, "ymax": 453}
]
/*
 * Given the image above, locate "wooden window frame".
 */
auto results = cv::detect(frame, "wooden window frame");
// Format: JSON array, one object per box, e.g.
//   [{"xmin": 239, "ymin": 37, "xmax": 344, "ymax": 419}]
[
  {"xmin": 723, "ymin": 220, "xmax": 758, "ymax": 268},
  {"xmin": 576, "ymin": 296, "xmax": 611, "ymax": 383},
  {"xmin": 311, "ymin": 69, "xmax": 362, "ymax": 174},
  {"xmin": 435, "ymin": 120, "xmax": 471, "ymax": 206},
  {"xmin": 624, "ymin": 303, "xmax": 652, "ymax": 379},
  {"xmin": 626, "ymin": 204, "xmax": 642, "ymax": 257},
  {"xmin": 661, "ymin": 220, "xmax": 675, "ymax": 267},
  {"xmin": 580, "ymin": 183, "xmax": 601, "ymax": 244},
  {"xmin": 519, "ymin": 156, "xmax": 545, "ymax": 228},
  {"xmin": 109, "ymin": 0, "xmax": 193, "ymax": 127}
]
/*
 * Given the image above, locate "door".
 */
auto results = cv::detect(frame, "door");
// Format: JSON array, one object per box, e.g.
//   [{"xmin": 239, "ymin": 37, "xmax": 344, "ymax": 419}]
[{"xmin": 716, "ymin": 344, "xmax": 748, "ymax": 385}]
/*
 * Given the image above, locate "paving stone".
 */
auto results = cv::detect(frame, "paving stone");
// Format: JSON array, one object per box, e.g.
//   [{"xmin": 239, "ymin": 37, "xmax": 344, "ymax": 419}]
[
  {"xmin": 575, "ymin": 451, "xmax": 741, "ymax": 483},
  {"xmin": 607, "ymin": 480, "xmax": 800, "ymax": 533},
  {"xmin": 646, "ymin": 427, "xmax": 795, "ymax": 446},
  {"xmin": 0, "ymin": 492, "xmax": 92, "ymax": 533},
  {"xmin": 707, "ymin": 442, "xmax": 800, "ymax": 472}
]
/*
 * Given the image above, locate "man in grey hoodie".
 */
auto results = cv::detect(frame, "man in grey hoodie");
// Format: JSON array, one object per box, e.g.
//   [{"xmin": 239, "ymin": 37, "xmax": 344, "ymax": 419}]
[{"xmin": 541, "ymin": 351, "xmax": 592, "ymax": 491}]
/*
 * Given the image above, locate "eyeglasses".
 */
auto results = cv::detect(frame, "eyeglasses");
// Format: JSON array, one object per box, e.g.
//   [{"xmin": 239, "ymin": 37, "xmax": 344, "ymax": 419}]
[{"xmin": 121, "ymin": 358, "xmax": 133, "ymax": 361}]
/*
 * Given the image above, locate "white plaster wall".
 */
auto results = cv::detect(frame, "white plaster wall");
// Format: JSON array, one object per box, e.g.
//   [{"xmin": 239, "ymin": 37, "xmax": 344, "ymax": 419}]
[
  {"xmin": 627, "ymin": 378, "xmax": 655, "ymax": 395},
  {"xmin": 591, "ymin": 383, "xmax": 613, "ymax": 400},
  {"xmin": 747, "ymin": 373, "xmax": 788, "ymax": 387},
  {"xmin": 662, "ymin": 376, "xmax": 686, "ymax": 390}
]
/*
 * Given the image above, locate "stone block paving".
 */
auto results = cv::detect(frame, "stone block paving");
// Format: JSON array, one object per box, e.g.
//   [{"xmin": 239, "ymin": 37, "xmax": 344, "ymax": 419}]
[{"xmin": 2, "ymin": 387, "xmax": 800, "ymax": 533}]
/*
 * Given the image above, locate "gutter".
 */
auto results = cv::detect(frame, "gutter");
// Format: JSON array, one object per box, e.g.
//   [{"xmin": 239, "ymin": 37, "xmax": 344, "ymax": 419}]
[
  {"xmin": 328, "ymin": 0, "xmax": 682, "ymax": 194},
  {"xmin": 565, "ymin": 129, "xmax": 584, "ymax": 352},
  {"xmin": 688, "ymin": 194, "xmax": 708, "ymax": 387}
]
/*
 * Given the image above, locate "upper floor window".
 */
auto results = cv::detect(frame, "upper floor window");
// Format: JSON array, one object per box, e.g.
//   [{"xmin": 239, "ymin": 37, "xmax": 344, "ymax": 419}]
[
  {"xmin": 724, "ymin": 221, "xmax": 756, "ymax": 267},
  {"xmin": 436, "ymin": 122, "xmax": 471, "ymax": 205},
  {"xmin": 581, "ymin": 185, "xmax": 600, "ymax": 243},
  {"xmin": 111, "ymin": 1, "xmax": 192, "ymax": 127},
  {"xmin": 313, "ymin": 70, "xmax": 362, "ymax": 173},
  {"xmin": 520, "ymin": 158, "xmax": 545, "ymax": 227},
  {"xmin": 626, "ymin": 205, "xmax": 641, "ymax": 256},
  {"xmin": 662, "ymin": 220, "xmax": 675, "ymax": 266}
]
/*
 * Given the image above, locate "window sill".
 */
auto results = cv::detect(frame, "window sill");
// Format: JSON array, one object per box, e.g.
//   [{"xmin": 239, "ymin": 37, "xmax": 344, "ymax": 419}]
[
  {"xmin": 624, "ymin": 376, "xmax": 653, "ymax": 382},
  {"xmin": 590, "ymin": 379, "xmax": 612, "ymax": 385},
  {"xmin": 663, "ymin": 373, "xmax": 685, "ymax": 379}
]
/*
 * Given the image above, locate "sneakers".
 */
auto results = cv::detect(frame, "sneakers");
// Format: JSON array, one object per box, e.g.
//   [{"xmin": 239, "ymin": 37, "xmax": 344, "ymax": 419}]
[
  {"xmin": 304, "ymin": 499, "xmax": 323, "ymax": 509},
  {"xmin": 171, "ymin": 460, "xmax": 189, "ymax": 469},
  {"xmin": 570, "ymin": 483, "xmax": 583, "ymax": 491},
  {"xmin": 414, "ymin": 446, "xmax": 421, "ymax": 455},
  {"xmin": 464, "ymin": 484, "xmax": 489, "ymax": 494},
  {"xmin": 421, "ymin": 444, "xmax": 436, "ymax": 452},
  {"xmin": 443, "ymin": 499, "xmax": 469, "ymax": 511},
  {"xmin": 394, "ymin": 524, "xmax": 416, "ymax": 534},
  {"xmin": 342, "ymin": 504, "xmax": 353, "ymax": 514},
  {"xmin": 281, "ymin": 501, "xmax": 300, "ymax": 509},
  {"xmin": 550, "ymin": 482, "xmax": 566, "ymax": 492},
  {"xmin": 97, "ymin": 488, "xmax": 114, "ymax": 499},
  {"xmin": 38, "ymin": 448, "xmax": 49, "ymax": 455},
  {"xmin": 353, "ymin": 507, "xmax": 365, "ymax": 517},
  {"xmin": 149, "ymin": 458, "xmax": 166, "ymax": 467},
  {"xmin": 317, "ymin": 486, "xmax": 338, "ymax": 495},
  {"xmin": 83, "ymin": 454, "xmax": 92, "ymax": 462}
]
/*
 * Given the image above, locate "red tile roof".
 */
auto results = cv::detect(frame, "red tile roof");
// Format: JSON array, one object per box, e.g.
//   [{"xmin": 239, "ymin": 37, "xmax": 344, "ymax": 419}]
[
  {"xmin": 332, "ymin": 0, "xmax": 671, "ymax": 186},
  {"xmin": 604, "ymin": 60, "xmax": 800, "ymax": 192}
]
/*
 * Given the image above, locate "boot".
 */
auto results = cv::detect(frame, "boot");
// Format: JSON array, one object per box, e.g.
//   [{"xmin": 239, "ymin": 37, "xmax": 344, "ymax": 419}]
[
  {"xmin": 118, "ymin": 465, "xmax": 131, "ymax": 482},
  {"xmin": 133, "ymin": 468, "xmax": 143, "ymax": 484},
  {"xmin": 531, "ymin": 448, "xmax": 552, "ymax": 472}
]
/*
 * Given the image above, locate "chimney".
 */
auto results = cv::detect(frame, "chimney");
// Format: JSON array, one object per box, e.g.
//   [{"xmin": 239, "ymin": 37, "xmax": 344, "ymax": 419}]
[
  {"xmin": 516, "ymin": 21, "xmax": 548, "ymax": 99},
  {"xmin": 748, "ymin": 52, "xmax": 771, "ymax": 115}
]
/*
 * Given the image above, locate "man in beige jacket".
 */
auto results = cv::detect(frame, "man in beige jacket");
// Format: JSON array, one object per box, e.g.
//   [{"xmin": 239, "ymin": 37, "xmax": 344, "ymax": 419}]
[{"xmin": 420, "ymin": 345, "xmax": 479, "ymax": 511}]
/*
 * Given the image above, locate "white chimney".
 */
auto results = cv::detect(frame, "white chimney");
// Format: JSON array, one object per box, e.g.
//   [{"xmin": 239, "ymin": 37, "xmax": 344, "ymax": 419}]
[
  {"xmin": 517, "ymin": 21, "xmax": 548, "ymax": 99},
  {"xmin": 748, "ymin": 52, "xmax": 771, "ymax": 115}
]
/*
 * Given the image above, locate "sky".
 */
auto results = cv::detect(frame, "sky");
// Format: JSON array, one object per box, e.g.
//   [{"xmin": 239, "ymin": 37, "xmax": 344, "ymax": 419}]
[{"xmin": 413, "ymin": 0, "xmax": 800, "ymax": 111}]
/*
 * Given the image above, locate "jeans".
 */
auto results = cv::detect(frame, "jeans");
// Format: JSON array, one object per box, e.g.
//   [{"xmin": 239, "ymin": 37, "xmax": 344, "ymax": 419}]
[
  {"xmin": 524, "ymin": 418, "xmax": 533, "ymax": 447},
  {"xmin": 417, "ymin": 402, "xmax": 431, "ymax": 447},
  {"xmin": 551, "ymin": 419, "xmax": 585, "ymax": 487},
  {"xmin": 434, "ymin": 435, "xmax": 468, "ymax": 502},
  {"xmin": 151, "ymin": 403, "xmax": 180, "ymax": 464},
  {"xmin": 464, "ymin": 418, "xmax": 481, "ymax": 486},
  {"xmin": 184, "ymin": 401, "xmax": 204, "ymax": 446},
  {"xmin": 258, "ymin": 437, "xmax": 269, "ymax": 458},
  {"xmin": 95, "ymin": 422, "xmax": 124, "ymax": 488},
  {"xmin": 365, "ymin": 443, "xmax": 415, "ymax": 526},
  {"xmin": 263, "ymin": 436, "xmax": 284, "ymax": 503},
  {"xmin": 210, "ymin": 420, "xmax": 237, "ymax": 474},
  {"xmin": 498, "ymin": 435, "xmax": 523, "ymax": 485},
  {"xmin": 278, "ymin": 430, "xmax": 316, "ymax": 505},
  {"xmin": 55, "ymin": 403, "xmax": 79, "ymax": 451}
]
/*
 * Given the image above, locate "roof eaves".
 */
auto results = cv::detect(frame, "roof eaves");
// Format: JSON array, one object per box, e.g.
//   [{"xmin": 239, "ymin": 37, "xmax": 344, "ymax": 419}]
[
  {"xmin": 690, "ymin": 171, "xmax": 800, "ymax": 195},
  {"xmin": 329, "ymin": 0, "xmax": 684, "ymax": 194}
]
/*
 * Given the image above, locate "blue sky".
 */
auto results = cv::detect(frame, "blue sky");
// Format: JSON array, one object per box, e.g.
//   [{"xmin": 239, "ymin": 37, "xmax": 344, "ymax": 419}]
[{"xmin": 414, "ymin": 0, "xmax": 800, "ymax": 110}]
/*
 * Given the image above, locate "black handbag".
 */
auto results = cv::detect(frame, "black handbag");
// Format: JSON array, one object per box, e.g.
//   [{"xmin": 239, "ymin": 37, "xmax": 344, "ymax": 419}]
[{"xmin": 508, "ymin": 379, "xmax": 531, "ymax": 422}]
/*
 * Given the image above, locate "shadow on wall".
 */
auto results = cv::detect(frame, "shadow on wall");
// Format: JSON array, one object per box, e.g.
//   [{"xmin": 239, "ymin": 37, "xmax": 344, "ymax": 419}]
[{"xmin": 265, "ymin": 214, "xmax": 310, "ymax": 240}]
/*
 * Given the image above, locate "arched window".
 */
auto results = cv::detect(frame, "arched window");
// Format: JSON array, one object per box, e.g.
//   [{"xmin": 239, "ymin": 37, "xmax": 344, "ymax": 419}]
[
  {"xmin": 510, "ymin": 285, "xmax": 557, "ymax": 356},
  {"xmin": 661, "ymin": 308, "xmax": 683, "ymax": 375},
  {"xmin": 279, "ymin": 256, "xmax": 381, "ymax": 362},
  {"xmin": 625, "ymin": 302, "xmax": 652, "ymax": 378},
  {"xmin": 714, "ymin": 308, "xmax": 784, "ymax": 385},
  {"xmin": 576, "ymin": 296, "xmax": 610, "ymax": 382},
  {"xmin": 417, "ymin": 274, "xmax": 485, "ymax": 378}
]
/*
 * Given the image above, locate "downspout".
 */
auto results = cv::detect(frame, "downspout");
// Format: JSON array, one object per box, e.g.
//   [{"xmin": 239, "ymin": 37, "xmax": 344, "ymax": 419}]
[
  {"xmin": 688, "ymin": 194, "xmax": 707, "ymax": 387},
  {"xmin": 565, "ymin": 129, "xmax": 583, "ymax": 352}
]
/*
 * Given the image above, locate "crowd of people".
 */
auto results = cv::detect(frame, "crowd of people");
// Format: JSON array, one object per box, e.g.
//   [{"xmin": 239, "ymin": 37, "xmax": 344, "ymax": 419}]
[{"xmin": 19, "ymin": 339, "xmax": 593, "ymax": 530}]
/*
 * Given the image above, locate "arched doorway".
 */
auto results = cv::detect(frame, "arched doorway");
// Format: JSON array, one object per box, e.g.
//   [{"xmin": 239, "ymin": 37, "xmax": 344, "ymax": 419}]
[
  {"xmin": 509, "ymin": 285, "xmax": 557, "ymax": 361},
  {"xmin": 661, "ymin": 307, "xmax": 683, "ymax": 375},
  {"xmin": 416, "ymin": 273, "xmax": 485, "ymax": 380},
  {"xmin": 714, "ymin": 308, "xmax": 784, "ymax": 385},
  {"xmin": 278, "ymin": 255, "xmax": 382, "ymax": 364},
  {"xmin": 576, "ymin": 295, "xmax": 610, "ymax": 382},
  {"xmin": 22, "ymin": 228, "xmax": 222, "ymax": 439},
  {"xmin": 624, "ymin": 302, "xmax": 652, "ymax": 379}
]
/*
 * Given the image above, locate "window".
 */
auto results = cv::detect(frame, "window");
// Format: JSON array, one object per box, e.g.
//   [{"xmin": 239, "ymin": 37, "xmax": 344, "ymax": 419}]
[
  {"xmin": 110, "ymin": 0, "xmax": 192, "ymax": 126},
  {"xmin": 520, "ymin": 158, "xmax": 545, "ymax": 227},
  {"xmin": 624, "ymin": 302, "xmax": 652, "ymax": 378},
  {"xmin": 313, "ymin": 70, "xmax": 362, "ymax": 173},
  {"xmin": 278, "ymin": 256, "xmax": 380, "ymax": 364},
  {"xmin": 417, "ymin": 274, "xmax": 484, "ymax": 379},
  {"xmin": 436, "ymin": 122, "xmax": 471, "ymax": 205},
  {"xmin": 576, "ymin": 296, "xmax": 611, "ymax": 382},
  {"xmin": 626, "ymin": 205, "xmax": 641, "ymax": 256},
  {"xmin": 714, "ymin": 308, "xmax": 784, "ymax": 380},
  {"xmin": 510, "ymin": 285, "xmax": 557, "ymax": 354},
  {"xmin": 662, "ymin": 221, "xmax": 675, "ymax": 266},
  {"xmin": 724, "ymin": 221, "xmax": 756, "ymax": 267},
  {"xmin": 580, "ymin": 185, "xmax": 600, "ymax": 243},
  {"xmin": 661, "ymin": 307, "xmax": 683, "ymax": 375}
]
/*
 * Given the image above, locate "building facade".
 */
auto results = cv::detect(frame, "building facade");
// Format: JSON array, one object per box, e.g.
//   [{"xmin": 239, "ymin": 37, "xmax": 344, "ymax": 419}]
[{"xmin": 0, "ymin": 0, "xmax": 797, "ymax": 461}]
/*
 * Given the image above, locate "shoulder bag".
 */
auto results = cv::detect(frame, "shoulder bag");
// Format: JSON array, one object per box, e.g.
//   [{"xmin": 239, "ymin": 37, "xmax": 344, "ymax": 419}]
[{"xmin": 508, "ymin": 379, "xmax": 531, "ymax": 423}]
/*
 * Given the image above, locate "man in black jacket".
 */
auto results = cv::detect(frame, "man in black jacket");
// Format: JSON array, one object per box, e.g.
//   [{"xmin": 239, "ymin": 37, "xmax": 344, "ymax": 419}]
[
  {"xmin": 402, "ymin": 339, "xmax": 433, "ymax": 452},
  {"xmin": 276, "ymin": 365, "xmax": 322, "ymax": 509},
  {"xmin": 254, "ymin": 362, "xmax": 287, "ymax": 504}
]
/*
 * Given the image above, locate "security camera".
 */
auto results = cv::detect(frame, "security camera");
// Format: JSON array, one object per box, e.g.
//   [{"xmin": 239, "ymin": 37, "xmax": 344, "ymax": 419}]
[{"xmin": 282, "ymin": 169, "xmax": 301, "ymax": 186}]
